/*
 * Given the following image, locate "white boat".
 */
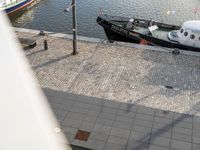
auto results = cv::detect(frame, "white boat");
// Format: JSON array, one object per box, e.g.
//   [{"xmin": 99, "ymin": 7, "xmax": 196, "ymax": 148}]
[{"xmin": 0, "ymin": 0, "xmax": 35, "ymax": 15}]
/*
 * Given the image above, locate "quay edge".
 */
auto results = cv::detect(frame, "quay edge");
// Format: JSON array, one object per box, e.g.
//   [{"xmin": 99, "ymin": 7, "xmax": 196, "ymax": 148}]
[{"xmin": 14, "ymin": 27, "xmax": 200, "ymax": 57}]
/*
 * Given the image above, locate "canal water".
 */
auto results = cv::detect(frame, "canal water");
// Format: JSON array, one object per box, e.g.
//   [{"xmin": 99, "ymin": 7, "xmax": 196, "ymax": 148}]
[{"xmin": 10, "ymin": 0, "xmax": 200, "ymax": 39}]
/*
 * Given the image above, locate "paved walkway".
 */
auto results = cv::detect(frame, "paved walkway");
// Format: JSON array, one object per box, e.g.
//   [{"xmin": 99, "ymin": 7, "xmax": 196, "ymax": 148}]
[
  {"xmin": 44, "ymin": 88, "xmax": 200, "ymax": 150},
  {"xmin": 16, "ymin": 28, "xmax": 200, "ymax": 116},
  {"xmin": 15, "ymin": 28, "xmax": 200, "ymax": 149}
]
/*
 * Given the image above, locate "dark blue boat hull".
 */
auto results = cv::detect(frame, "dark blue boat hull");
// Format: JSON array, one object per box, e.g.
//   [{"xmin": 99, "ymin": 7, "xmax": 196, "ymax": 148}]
[{"xmin": 5, "ymin": 0, "xmax": 33, "ymax": 15}]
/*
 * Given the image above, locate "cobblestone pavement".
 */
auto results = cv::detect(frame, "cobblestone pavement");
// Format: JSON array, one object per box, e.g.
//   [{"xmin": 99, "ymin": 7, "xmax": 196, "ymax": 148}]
[
  {"xmin": 16, "ymin": 29, "xmax": 200, "ymax": 116},
  {"xmin": 44, "ymin": 88, "xmax": 200, "ymax": 150}
]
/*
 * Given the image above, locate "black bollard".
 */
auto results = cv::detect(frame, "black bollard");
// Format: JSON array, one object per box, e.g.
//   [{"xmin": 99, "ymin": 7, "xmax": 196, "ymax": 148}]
[
  {"xmin": 39, "ymin": 30, "xmax": 45, "ymax": 36},
  {"xmin": 44, "ymin": 39, "xmax": 48, "ymax": 50},
  {"xmin": 172, "ymin": 49, "xmax": 180, "ymax": 55}
]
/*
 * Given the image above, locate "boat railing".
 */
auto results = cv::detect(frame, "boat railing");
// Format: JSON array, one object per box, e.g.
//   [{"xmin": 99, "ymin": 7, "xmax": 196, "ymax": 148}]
[{"xmin": 0, "ymin": 0, "xmax": 22, "ymax": 8}]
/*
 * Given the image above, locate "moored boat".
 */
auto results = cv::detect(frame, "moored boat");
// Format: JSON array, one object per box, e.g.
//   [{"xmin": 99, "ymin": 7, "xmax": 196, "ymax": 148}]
[
  {"xmin": 97, "ymin": 14, "xmax": 200, "ymax": 52},
  {"xmin": 0, "ymin": 0, "xmax": 35, "ymax": 15}
]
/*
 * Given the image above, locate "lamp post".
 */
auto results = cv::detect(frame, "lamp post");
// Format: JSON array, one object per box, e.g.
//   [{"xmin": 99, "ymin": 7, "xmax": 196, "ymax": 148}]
[{"xmin": 72, "ymin": 0, "xmax": 78, "ymax": 55}]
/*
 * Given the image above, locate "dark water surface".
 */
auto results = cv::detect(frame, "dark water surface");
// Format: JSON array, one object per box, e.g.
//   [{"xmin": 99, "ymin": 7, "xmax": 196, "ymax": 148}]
[{"xmin": 10, "ymin": 0, "xmax": 200, "ymax": 39}]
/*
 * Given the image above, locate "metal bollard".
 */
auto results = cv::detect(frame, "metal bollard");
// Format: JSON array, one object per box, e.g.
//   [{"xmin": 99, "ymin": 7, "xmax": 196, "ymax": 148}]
[
  {"xmin": 39, "ymin": 30, "xmax": 45, "ymax": 36},
  {"xmin": 172, "ymin": 49, "xmax": 180, "ymax": 55},
  {"xmin": 44, "ymin": 39, "xmax": 48, "ymax": 50}
]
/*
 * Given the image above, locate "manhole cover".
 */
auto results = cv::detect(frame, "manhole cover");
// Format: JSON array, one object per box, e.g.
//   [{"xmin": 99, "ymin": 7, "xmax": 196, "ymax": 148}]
[{"xmin": 74, "ymin": 130, "xmax": 90, "ymax": 141}]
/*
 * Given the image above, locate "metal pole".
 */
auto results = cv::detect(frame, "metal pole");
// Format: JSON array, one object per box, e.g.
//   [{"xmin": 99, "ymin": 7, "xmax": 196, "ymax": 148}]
[{"xmin": 72, "ymin": 0, "xmax": 78, "ymax": 55}]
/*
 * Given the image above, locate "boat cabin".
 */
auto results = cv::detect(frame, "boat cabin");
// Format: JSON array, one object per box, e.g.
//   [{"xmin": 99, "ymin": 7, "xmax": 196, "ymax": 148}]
[{"xmin": 168, "ymin": 20, "xmax": 200, "ymax": 48}]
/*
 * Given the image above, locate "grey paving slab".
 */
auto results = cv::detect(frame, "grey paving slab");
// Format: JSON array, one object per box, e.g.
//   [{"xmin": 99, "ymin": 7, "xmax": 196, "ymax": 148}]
[
  {"xmin": 86, "ymin": 109, "xmax": 100, "ymax": 118},
  {"xmin": 134, "ymin": 118, "xmax": 154, "ymax": 128},
  {"xmin": 135, "ymin": 113, "xmax": 155, "ymax": 122},
  {"xmin": 172, "ymin": 132, "xmax": 192, "ymax": 143},
  {"xmin": 84, "ymin": 115, "xmax": 97, "ymax": 123},
  {"xmin": 98, "ymin": 112, "xmax": 116, "ymax": 120},
  {"xmin": 54, "ymin": 110, "xmax": 68, "ymax": 122},
  {"xmin": 151, "ymin": 129, "xmax": 172, "ymax": 138},
  {"xmin": 173, "ymin": 121, "xmax": 193, "ymax": 129},
  {"xmin": 40, "ymin": 88, "xmax": 200, "ymax": 150},
  {"xmin": 64, "ymin": 133, "xmax": 74, "ymax": 144},
  {"xmin": 127, "ymin": 140, "xmax": 148, "ymax": 150},
  {"xmin": 103, "ymin": 142, "xmax": 127, "ymax": 150},
  {"xmin": 173, "ymin": 113, "xmax": 193, "ymax": 123},
  {"xmin": 93, "ymin": 124, "xmax": 111, "ymax": 135},
  {"xmin": 193, "ymin": 130, "xmax": 200, "ymax": 138},
  {"xmin": 119, "ymin": 103, "xmax": 138, "ymax": 112},
  {"xmin": 152, "ymin": 121, "xmax": 173, "ymax": 130},
  {"xmin": 88, "ymin": 105, "xmax": 103, "ymax": 112},
  {"xmin": 193, "ymin": 116, "xmax": 200, "ymax": 124},
  {"xmin": 71, "ymin": 145, "xmax": 92, "ymax": 150},
  {"xmin": 70, "ymin": 106, "xmax": 88, "ymax": 114},
  {"xmin": 193, "ymin": 143, "xmax": 200, "ymax": 150},
  {"xmin": 132, "ymin": 125, "xmax": 152, "ymax": 134},
  {"xmin": 117, "ymin": 109, "xmax": 136, "ymax": 118},
  {"xmin": 74, "ymin": 95, "xmax": 104, "ymax": 106},
  {"xmin": 154, "ymin": 117, "xmax": 173, "ymax": 124},
  {"xmin": 137, "ymin": 106, "xmax": 156, "ymax": 115},
  {"xmin": 60, "ymin": 94, "xmax": 79, "ymax": 101},
  {"xmin": 96, "ymin": 117, "xmax": 114, "ymax": 126},
  {"xmin": 73, "ymin": 101, "xmax": 93, "ymax": 109},
  {"xmin": 60, "ymin": 99, "xmax": 75, "ymax": 108},
  {"xmin": 107, "ymin": 135, "xmax": 128, "ymax": 146},
  {"xmin": 79, "ymin": 121, "xmax": 95, "ymax": 132},
  {"xmin": 110, "ymin": 127, "xmax": 130, "ymax": 139},
  {"xmin": 66, "ymin": 112, "xmax": 86, "ymax": 120},
  {"xmin": 63, "ymin": 118, "xmax": 83, "ymax": 128},
  {"xmin": 89, "ymin": 132, "xmax": 109, "ymax": 142},
  {"xmin": 45, "ymin": 89, "xmax": 71, "ymax": 100},
  {"xmin": 86, "ymin": 138, "xmax": 106, "ymax": 150},
  {"xmin": 171, "ymin": 140, "xmax": 192, "ymax": 150},
  {"xmin": 193, "ymin": 124, "xmax": 200, "ymax": 131},
  {"xmin": 51, "ymin": 102, "xmax": 72, "ymax": 111},
  {"xmin": 112, "ymin": 120, "xmax": 133, "ymax": 130},
  {"xmin": 101, "ymin": 106, "xmax": 118, "ymax": 114},
  {"xmin": 193, "ymin": 136, "xmax": 200, "ymax": 145},
  {"xmin": 43, "ymin": 88, "xmax": 64, "ymax": 98},
  {"xmin": 115, "ymin": 115, "xmax": 134, "ymax": 124},
  {"xmin": 173, "ymin": 126, "xmax": 192, "ymax": 136},
  {"xmin": 62, "ymin": 126, "xmax": 77, "ymax": 135},
  {"xmin": 72, "ymin": 140, "xmax": 88, "ymax": 149},
  {"xmin": 129, "ymin": 131, "xmax": 150, "ymax": 142},
  {"xmin": 104, "ymin": 100, "xmax": 121, "ymax": 109},
  {"xmin": 47, "ymin": 96, "xmax": 64, "ymax": 104},
  {"xmin": 148, "ymin": 144, "xmax": 169, "ymax": 150},
  {"xmin": 149, "ymin": 136, "xmax": 171, "ymax": 147},
  {"xmin": 155, "ymin": 109, "xmax": 174, "ymax": 119},
  {"xmin": 62, "ymin": 126, "xmax": 77, "ymax": 143}
]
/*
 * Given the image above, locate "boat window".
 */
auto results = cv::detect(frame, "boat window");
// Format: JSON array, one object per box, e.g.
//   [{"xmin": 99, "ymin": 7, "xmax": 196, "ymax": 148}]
[
  {"xmin": 180, "ymin": 29, "xmax": 184, "ymax": 33},
  {"xmin": 190, "ymin": 34, "xmax": 195, "ymax": 39},
  {"xmin": 184, "ymin": 32, "xmax": 188, "ymax": 36}
]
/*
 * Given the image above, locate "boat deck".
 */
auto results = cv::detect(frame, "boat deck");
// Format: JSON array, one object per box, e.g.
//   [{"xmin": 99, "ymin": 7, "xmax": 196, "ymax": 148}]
[
  {"xmin": 152, "ymin": 29, "xmax": 170, "ymax": 41},
  {"xmin": 111, "ymin": 19, "xmax": 176, "ymax": 42}
]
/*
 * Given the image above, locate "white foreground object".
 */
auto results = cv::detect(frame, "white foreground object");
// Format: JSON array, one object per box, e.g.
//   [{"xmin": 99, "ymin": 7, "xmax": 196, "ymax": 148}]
[{"xmin": 0, "ymin": 12, "xmax": 70, "ymax": 150}]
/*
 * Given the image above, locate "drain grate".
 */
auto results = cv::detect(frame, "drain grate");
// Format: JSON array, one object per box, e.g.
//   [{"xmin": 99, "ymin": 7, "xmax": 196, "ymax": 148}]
[{"xmin": 74, "ymin": 130, "xmax": 91, "ymax": 141}]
